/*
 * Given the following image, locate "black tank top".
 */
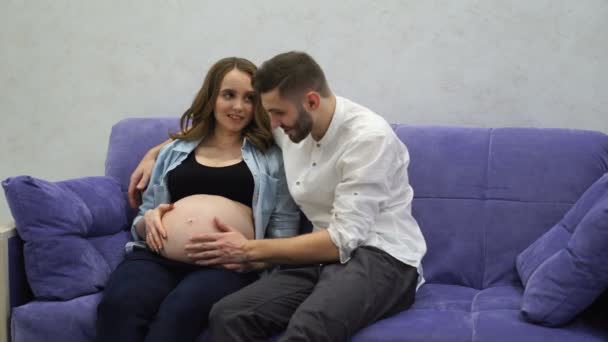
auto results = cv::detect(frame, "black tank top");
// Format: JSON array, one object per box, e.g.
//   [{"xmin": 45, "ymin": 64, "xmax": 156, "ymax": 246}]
[{"xmin": 167, "ymin": 151, "xmax": 254, "ymax": 207}]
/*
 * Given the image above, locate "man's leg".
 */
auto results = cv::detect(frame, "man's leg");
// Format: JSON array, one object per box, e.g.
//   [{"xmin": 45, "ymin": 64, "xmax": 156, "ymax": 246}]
[
  {"xmin": 280, "ymin": 247, "xmax": 419, "ymax": 342},
  {"xmin": 95, "ymin": 251, "xmax": 179, "ymax": 342},
  {"xmin": 144, "ymin": 267, "xmax": 258, "ymax": 342},
  {"xmin": 209, "ymin": 266, "xmax": 319, "ymax": 342}
]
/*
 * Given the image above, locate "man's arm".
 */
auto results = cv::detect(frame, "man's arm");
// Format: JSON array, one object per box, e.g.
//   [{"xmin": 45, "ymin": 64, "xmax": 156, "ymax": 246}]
[
  {"xmin": 247, "ymin": 229, "xmax": 339, "ymax": 264},
  {"xmin": 187, "ymin": 218, "xmax": 339, "ymax": 265},
  {"xmin": 128, "ymin": 138, "xmax": 172, "ymax": 208}
]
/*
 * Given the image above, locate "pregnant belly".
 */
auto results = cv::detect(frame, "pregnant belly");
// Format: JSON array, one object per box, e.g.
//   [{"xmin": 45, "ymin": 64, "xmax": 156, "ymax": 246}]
[{"xmin": 159, "ymin": 194, "xmax": 254, "ymax": 263}]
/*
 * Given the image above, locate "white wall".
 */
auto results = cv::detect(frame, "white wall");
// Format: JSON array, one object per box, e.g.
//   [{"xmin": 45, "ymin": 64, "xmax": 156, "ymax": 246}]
[{"xmin": 1, "ymin": 0, "xmax": 607, "ymax": 222}]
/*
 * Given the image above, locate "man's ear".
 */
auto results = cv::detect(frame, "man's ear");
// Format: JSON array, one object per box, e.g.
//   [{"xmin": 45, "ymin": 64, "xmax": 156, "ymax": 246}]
[{"xmin": 303, "ymin": 91, "xmax": 321, "ymax": 111}]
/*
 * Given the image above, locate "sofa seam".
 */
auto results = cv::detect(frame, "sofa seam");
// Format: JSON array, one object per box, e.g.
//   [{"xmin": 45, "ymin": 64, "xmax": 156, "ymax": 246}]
[
  {"xmin": 414, "ymin": 196, "xmax": 574, "ymax": 205},
  {"xmin": 470, "ymin": 311, "xmax": 479, "ymax": 342},
  {"xmin": 481, "ymin": 129, "xmax": 492, "ymax": 290}
]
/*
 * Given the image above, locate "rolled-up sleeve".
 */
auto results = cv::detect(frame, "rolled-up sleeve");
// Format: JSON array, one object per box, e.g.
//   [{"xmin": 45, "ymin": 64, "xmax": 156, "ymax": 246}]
[
  {"xmin": 327, "ymin": 132, "xmax": 397, "ymax": 263},
  {"xmin": 130, "ymin": 144, "xmax": 172, "ymax": 241}
]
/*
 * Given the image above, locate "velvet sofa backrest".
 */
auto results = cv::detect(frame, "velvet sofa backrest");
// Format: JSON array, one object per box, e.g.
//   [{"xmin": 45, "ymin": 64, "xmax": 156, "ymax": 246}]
[
  {"xmin": 106, "ymin": 119, "xmax": 608, "ymax": 289},
  {"xmin": 105, "ymin": 117, "xmax": 180, "ymax": 194},
  {"xmin": 395, "ymin": 125, "xmax": 608, "ymax": 288}
]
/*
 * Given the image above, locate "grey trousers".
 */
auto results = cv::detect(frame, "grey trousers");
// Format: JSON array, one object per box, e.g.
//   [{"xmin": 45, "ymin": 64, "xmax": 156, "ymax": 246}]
[{"xmin": 209, "ymin": 246, "xmax": 419, "ymax": 342}]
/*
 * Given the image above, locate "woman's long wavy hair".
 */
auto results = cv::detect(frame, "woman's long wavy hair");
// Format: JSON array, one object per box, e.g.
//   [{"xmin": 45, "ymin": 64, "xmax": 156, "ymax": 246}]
[{"xmin": 171, "ymin": 57, "xmax": 273, "ymax": 152}]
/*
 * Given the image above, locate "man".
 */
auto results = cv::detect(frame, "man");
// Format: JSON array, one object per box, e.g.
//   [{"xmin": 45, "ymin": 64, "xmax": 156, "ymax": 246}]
[{"xmin": 130, "ymin": 51, "xmax": 426, "ymax": 341}]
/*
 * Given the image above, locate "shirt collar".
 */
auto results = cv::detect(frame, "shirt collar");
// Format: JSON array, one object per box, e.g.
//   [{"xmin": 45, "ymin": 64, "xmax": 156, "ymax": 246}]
[
  {"xmin": 172, "ymin": 138, "xmax": 201, "ymax": 153},
  {"xmin": 171, "ymin": 135, "xmax": 251, "ymax": 153},
  {"xmin": 316, "ymin": 95, "xmax": 345, "ymax": 146}
]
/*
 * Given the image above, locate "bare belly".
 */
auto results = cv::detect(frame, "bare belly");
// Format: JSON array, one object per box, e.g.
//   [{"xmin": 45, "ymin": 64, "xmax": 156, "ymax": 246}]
[{"xmin": 159, "ymin": 194, "xmax": 254, "ymax": 263}]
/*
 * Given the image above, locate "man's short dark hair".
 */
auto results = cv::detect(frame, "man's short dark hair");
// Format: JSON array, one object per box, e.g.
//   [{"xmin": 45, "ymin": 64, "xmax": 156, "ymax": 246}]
[{"xmin": 254, "ymin": 51, "xmax": 330, "ymax": 99}]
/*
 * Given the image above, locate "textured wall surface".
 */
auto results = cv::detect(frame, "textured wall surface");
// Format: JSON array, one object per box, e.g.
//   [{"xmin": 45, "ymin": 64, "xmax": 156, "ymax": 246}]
[{"xmin": 1, "ymin": 0, "xmax": 607, "ymax": 221}]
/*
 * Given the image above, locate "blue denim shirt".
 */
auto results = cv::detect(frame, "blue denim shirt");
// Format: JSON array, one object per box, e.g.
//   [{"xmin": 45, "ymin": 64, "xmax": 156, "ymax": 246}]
[{"xmin": 127, "ymin": 137, "xmax": 300, "ymax": 252}]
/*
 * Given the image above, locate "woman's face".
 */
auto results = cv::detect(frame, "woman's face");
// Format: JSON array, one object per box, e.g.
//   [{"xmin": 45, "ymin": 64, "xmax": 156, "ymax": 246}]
[{"xmin": 214, "ymin": 68, "xmax": 255, "ymax": 134}]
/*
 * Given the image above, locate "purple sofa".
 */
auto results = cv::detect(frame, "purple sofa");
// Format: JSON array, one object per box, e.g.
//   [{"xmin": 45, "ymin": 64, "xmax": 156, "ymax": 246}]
[{"xmin": 2, "ymin": 117, "xmax": 608, "ymax": 342}]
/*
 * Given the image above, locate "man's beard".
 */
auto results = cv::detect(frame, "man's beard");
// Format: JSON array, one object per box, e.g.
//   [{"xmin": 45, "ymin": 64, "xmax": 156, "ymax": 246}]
[{"xmin": 285, "ymin": 107, "xmax": 313, "ymax": 143}]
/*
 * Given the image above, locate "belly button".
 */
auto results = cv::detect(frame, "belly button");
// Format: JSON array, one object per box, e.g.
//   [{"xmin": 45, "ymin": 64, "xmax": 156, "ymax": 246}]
[{"xmin": 187, "ymin": 218, "xmax": 194, "ymax": 224}]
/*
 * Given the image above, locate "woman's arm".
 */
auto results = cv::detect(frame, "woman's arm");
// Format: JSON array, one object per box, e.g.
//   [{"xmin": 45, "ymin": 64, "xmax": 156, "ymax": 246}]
[
  {"xmin": 128, "ymin": 138, "xmax": 172, "ymax": 208},
  {"xmin": 131, "ymin": 141, "xmax": 174, "ymax": 248}
]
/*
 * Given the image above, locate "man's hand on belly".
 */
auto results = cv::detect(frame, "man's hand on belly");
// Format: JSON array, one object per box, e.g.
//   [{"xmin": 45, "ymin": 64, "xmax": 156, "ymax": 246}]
[
  {"xmin": 185, "ymin": 217, "xmax": 253, "ymax": 265},
  {"xmin": 185, "ymin": 217, "xmax": 341, "ymax": 265}
]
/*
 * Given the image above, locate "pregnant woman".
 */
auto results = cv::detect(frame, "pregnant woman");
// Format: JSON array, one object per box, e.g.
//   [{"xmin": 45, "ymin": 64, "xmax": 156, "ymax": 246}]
[{"xmin": 95, "ymin": 57, "xmax": 300, "ymax": 342}]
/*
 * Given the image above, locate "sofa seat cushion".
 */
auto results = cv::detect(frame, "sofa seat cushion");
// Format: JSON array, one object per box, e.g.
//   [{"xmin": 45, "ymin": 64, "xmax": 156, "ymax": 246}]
[
  {"xmin": 2, "ymin": 176, "xmax": 131, "ymax": 300},
  {"xmin": 353, "ymin": 308, "xmax": 473, "ymax": 342},
  {"xmin": 351, "ymin": 284, "xmax": 608, "ymax": 342},
  {"xmin": 474, "ymin": 310, "xmax": 608, "ymax": 342},
  {"xmin": 11, "ymin": 293, "xmax": 103, "ymax": 342},
  {"xmin": 11, "ymin": 285, "xmax": 605, "ymax": 342},
  {"xmin": 11, "ymin": 293, "xmax": 212, "ymax": 342}
]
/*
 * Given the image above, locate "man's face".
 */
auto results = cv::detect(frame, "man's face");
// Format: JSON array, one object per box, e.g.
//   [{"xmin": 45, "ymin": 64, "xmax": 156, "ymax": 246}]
[{"xmin": 261, "ymin": 88, "xmax": 313, "ymax": 143}]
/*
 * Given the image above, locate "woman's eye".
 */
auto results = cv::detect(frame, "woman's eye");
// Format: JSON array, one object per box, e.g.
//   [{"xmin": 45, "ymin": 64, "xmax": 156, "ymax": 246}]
[{"xmin": 245, "ymin": 95, "xmax": 254, "ymax": 103}]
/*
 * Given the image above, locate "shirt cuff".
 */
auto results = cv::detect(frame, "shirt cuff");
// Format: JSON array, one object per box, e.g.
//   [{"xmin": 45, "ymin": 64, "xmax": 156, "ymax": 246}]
[
  {"xmin": 327, "ymin": 226, "xmax": 356, "ymax": 264},
  {"xmin": 131, "ymin": 216, "xmax": 144, "ymax": 241}
]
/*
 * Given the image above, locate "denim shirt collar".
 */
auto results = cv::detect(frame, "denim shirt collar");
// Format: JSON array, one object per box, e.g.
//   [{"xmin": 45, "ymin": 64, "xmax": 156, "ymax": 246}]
[{"xmin": 171, "ymin": 136, "xmax": 253, "ymax": 154}]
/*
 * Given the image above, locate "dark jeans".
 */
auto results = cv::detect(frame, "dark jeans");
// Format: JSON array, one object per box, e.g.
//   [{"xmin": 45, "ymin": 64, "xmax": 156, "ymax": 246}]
[
  {"xmin": 209, "ymin": 246, "xmax": 419, "ymax": 342},
  {"xmin": 95, "ymin": 249, "xmax": 258, "ymax": 342}
]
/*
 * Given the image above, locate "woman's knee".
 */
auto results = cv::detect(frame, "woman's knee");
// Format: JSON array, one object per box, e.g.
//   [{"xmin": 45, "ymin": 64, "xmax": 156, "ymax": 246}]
[
  {"xmin": 98, "ymin": 287, "xmax": 146, "ymax": 317},
  {"xmin": 162, "ymin": 269, "xmax": 255, "ymax": 319},
  {"xmin": 156, "ymin": 289, "xmax": 210, "ymax": 321}
]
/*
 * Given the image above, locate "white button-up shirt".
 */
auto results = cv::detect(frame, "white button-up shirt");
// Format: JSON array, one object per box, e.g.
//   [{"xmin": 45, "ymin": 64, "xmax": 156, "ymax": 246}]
[{"xmin": 274, "ymin": 96, "xmax": 427, "ymax": 282}]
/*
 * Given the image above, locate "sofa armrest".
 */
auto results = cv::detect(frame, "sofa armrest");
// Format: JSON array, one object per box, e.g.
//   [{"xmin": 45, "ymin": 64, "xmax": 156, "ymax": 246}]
[{"xmin": 0, "ymin": 222, "xmax": 16, "ymax": 342}]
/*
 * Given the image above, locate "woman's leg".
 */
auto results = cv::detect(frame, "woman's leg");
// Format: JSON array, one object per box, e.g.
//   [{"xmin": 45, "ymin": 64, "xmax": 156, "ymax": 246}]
[
  {"xmin": 95, "ymin": 251, "xmax": 180, "ymax": 342},
  {"xmin": 145, "ymin": 267, "xmax": 258, "ymax": 342}
]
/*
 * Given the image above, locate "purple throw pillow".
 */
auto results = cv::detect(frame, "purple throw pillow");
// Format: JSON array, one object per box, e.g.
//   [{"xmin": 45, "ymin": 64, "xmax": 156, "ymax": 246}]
[
  {"xmin": 2, "ymin": 176, "xmax": 130, "ymax": 300},
  {"xmin": 516, "ymin": 173, "xmax": 608, "ymax": 286},
  {"xmin": 515, "ymin": 173, "xmax": 608, "ymax": 326}
]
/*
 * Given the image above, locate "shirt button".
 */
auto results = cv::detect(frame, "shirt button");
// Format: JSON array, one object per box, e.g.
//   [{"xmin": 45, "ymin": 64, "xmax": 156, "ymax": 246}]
[
  {"xmin": 312, "ymin": 162, "xmax": 317, "ymax": 167},
  {"xmin": 316, "ymin": 143, "xmax": 321, "ymax": 147},
  {"xmin": 296, "ymin": 181, "xmax": 300, "ymax": 186}
]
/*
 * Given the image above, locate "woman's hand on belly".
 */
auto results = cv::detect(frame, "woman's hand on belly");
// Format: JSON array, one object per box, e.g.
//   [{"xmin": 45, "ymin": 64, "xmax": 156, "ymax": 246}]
[
  {"xmin": 159, "ymin": 195, "xmax": 254, "ymax": 264},
  {"xmin": 142, "ymin": 203, "xmax": 174, "ymax": 253}
]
